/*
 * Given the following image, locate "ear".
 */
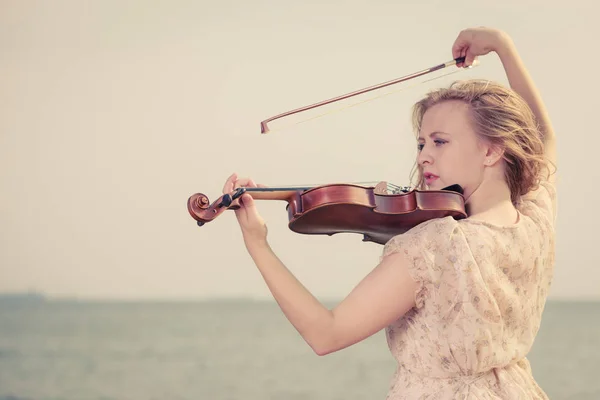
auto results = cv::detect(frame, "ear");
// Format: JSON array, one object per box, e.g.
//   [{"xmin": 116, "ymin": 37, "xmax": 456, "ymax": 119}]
[{"xmin": 484, "ymin": 144, "xmax": 505, "ymax": 166}]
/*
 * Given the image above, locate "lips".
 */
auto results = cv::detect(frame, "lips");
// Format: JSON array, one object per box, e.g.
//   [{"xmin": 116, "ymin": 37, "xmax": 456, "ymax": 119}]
[{"xmin": 424, "ymin": 172, "xmax": 439, "ymax": 185}]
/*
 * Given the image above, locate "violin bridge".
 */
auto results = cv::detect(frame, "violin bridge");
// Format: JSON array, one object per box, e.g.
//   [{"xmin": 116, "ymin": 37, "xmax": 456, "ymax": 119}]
[
  {"xmin": 374, "ymin": 181, "xmax": 389, "ymax": 195},
  {"xmin": 374, "ymin": 181, "xmax": 411, "ymax": 195}
]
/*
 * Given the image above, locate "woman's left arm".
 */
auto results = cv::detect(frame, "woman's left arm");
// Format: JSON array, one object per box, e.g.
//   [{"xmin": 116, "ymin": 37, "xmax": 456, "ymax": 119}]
[
  {"xmin": 224, "ymin": 173, "xmax": 417, "ymax": 355},
  {"xmin": 246, "ymin": 240, "xmax": 418, "ymax": 356}
]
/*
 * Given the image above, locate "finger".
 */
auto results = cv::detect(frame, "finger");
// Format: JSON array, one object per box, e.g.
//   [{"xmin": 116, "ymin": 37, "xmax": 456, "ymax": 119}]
[
  {"xmin": 460, "ymin": 47, "xmax": 469, "ymax": 68},
  {"xmin": 232, "ymin": 193, "xmax": 251, "ymax": 219},
  {"xmin": 234, "ymin": 177, "xmax": 261, "ymax": 189},
  {"xmin": 223, "ymin": 172, "xmax": 237, "ymax": 194},
  {"xmin": 239, "ymin": 193, "xmax": 258, "ymax": 219},
  {"xmin": 452, "ymin": 32, "xmax": 468, "ymax": 66},
  {"xmin": 240, "ymin": 193, "xmax": 254, "ymax": 207},
  {"xmin": 465, "ymin": 50, "xmax": 476, "ymax": 67},
  {"xmin": 233, "ymin": 177, "xmax": 256, "ymax": 189},
  {"xmin": 452, "ymin": 41, "xmax": 463, "ymax": 61},
  {"xmin": 453, "ymin": 45, "xmax": 467, "ymax": 68}
]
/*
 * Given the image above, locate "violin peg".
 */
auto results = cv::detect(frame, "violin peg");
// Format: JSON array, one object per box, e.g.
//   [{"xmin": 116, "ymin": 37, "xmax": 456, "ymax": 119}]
[{"xmin": 218, "ymin": 194, "xmax": 233, "ymax": 208}]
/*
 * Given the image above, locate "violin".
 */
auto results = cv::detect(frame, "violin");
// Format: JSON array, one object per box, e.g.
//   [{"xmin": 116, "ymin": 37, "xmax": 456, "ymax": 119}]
[
  {"xmin": 187, "ymin": 182, "xmax": 466, "ymax": 245},
  {"xmin": 188, "ymin": 56, "xmax": 475, "ymax": 244}
]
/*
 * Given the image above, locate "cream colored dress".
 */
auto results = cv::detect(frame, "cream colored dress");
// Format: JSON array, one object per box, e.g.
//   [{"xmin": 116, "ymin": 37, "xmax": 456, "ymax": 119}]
[{"xmin": 381, "ymin": 179, "xmax": 557, "ymax": 399}]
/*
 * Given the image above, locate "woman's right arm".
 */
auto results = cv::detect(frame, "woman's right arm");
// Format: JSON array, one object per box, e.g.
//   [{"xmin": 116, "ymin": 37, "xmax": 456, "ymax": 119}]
[{"xmin": 494, "ymin": 31, "xmax": 557, "ymax": 180}]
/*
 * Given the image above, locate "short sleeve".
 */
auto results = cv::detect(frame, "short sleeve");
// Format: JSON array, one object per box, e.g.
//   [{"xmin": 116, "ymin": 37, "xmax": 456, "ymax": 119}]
[
  {"xmin": 519, "ymin": 178, "xmax": 557, "ymax": 226},
  {"xmin": 380, "ymin": 217, "xmax": 460, "ymax": 310}
]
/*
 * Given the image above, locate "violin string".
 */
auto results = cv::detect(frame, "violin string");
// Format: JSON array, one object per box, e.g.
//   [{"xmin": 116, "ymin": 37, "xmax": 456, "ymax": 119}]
[
  {"xmin": 264, "ymin": 67, "xmax": 473, "ymax": 134},
  {"xmin": 247, "ymin": 181, "xmax": 381, "ymax": 189},
  {"xmin": 242, "ymin": 181, "xmax": 412, "ymax": 193}
]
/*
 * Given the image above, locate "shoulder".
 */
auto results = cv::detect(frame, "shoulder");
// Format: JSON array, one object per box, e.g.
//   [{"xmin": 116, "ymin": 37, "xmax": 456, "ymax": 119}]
[{"xmin": 517, "ymin": 178, "xmax": 557, "ymax": 226}]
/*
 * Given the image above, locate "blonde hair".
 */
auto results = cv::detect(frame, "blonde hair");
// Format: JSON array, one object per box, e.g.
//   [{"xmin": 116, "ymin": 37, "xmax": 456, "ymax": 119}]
[{"xmin": 409, "ymin": 79, "xmax": 552, "ymax": 204}]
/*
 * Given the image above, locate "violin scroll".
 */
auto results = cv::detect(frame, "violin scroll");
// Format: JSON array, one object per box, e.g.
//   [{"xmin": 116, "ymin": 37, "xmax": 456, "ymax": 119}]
[{"xmin": 188, "ymin": 189, "xmax": 245, "ymax": 226}]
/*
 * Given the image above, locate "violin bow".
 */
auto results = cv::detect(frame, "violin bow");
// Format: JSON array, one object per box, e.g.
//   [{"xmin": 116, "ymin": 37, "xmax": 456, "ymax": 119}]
[{"xmin": 260, "ymin": 56, "xmax": 478, "ymax": 134}]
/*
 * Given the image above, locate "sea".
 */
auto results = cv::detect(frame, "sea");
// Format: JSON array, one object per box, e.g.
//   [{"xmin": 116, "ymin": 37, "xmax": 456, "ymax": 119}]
[{"xmin": 0, "ymin": 299, "xmax": 598, "ymax": 400}]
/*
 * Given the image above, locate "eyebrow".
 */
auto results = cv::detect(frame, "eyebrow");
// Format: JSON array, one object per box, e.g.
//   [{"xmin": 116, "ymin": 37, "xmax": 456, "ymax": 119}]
[{"xmin": 417, "ymin": 131, "xmax": 450, "ymax": 141}]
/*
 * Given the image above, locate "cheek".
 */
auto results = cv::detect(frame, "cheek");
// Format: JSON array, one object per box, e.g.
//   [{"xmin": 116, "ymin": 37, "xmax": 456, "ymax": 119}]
[{"xmin": 444, "ymin": 148, "xmax": 484, "ymax": 181}]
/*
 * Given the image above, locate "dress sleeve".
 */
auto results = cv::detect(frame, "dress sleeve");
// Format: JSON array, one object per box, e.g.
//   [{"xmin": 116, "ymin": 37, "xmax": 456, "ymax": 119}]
[
  {"xmin": 380, "ymin": 217, "xmax": 459, "ymax": 310},
  {"xmin": 519, "ymin": 177, "xmax": 557, "ymax": 225}
]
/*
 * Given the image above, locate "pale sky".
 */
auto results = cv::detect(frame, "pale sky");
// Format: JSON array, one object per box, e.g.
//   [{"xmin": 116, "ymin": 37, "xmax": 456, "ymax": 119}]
[{"xmin": 1, "ymin": 1, "xmax": 598, "ymax": 301}]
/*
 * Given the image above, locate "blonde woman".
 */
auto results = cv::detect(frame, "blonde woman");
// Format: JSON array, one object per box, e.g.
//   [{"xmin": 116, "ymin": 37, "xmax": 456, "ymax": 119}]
[{"xmin": 223, "ymin": 27, "xmax": 556, "ymax": 398}]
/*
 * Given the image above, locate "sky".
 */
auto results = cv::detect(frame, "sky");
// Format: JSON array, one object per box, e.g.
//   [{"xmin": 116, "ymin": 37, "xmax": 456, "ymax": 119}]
[{"xmin": 1, "ymin": 0, "xmax": 598, "ymax": 301}]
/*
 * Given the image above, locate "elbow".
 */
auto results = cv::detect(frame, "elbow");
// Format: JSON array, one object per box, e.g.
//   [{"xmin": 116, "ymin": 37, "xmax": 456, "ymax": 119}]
[
  {"xmin": 308, "ymin": 312, "xmax": 340, "ymax": 356},
  {"xmin": 313, "ymin": 345, "xmax": 334, "ymax": 356},
  {"xmin": 311, "ymin": 334, "xmax": 358, "ymax": 356},
  {"xmin": 310, "ymin": 339, "xmax": 340, "ymax": 356}
]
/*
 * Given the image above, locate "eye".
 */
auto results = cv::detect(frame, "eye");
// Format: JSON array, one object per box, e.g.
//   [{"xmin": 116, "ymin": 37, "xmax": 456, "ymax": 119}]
[{"xmin": 417, "ymin": 139, "xmax": 446, "ymax": 151}]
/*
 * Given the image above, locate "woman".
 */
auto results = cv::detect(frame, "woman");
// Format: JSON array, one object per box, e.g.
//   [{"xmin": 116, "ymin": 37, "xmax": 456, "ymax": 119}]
[{"xmin": 221, "ymin": 27, "xmax": 557, "ymax": 398}]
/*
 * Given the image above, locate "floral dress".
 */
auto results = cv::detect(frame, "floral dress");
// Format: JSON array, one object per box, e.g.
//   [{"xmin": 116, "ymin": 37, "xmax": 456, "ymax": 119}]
[{"xmin": 380, "ymin": 179, "xmax": 557, "ymax": 399}]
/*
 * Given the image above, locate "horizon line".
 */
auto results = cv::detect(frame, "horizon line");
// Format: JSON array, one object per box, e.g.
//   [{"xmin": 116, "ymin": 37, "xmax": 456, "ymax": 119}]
[{"xmin": 0, "ymin": 292, "xmax": 598, "ymax": 303}]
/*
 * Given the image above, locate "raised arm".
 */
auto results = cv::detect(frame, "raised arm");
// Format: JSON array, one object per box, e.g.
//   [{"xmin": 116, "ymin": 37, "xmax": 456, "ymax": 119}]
[
  {"xmin": 453, "ymin": 28, "xmax": 557, "ymax": 183},
  {"xmin": 494, "ymin": 31, "xmax": 557, "ymax": 175}
]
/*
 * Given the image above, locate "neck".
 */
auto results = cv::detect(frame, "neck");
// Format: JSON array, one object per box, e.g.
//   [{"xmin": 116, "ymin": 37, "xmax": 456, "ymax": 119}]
[{"xmin": 464, "ymin": 177, "xmax": 515, "ymax": 218}]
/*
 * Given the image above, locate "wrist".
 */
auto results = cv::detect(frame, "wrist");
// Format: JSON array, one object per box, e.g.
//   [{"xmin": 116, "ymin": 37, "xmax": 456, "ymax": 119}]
[{"xmin": 492, "ymin": 30, "xmax": 517, "ymax": 59}]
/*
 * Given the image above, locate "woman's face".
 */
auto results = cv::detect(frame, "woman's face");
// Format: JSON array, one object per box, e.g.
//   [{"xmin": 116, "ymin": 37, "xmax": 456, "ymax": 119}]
[{"xmin": 417, "ymin": 100, "xmax": 491, "ymax": 199}]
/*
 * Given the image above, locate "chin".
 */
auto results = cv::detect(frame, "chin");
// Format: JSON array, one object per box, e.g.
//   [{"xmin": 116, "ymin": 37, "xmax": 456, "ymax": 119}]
[{"xmin": 425, "ymin": 181, "xmax": 442, "ymax": 190}]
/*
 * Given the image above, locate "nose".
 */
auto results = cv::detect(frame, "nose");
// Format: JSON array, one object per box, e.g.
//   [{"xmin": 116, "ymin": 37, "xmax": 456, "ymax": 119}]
[{"xmin": 417, "ymin": 146, "xmax": 433, "ymax": 166}]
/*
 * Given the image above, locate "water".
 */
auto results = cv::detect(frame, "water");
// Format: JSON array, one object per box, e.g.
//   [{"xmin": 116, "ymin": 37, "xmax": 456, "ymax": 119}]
[{"xmin": 0, "ymin": 300, "xmax": 598, "ymax": 400}]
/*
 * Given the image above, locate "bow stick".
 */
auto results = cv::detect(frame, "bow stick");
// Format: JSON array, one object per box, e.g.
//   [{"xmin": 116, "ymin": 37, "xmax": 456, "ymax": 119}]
[{"xmin": 260, "ymin": 56, "xmax": 477, "ymax": 134}]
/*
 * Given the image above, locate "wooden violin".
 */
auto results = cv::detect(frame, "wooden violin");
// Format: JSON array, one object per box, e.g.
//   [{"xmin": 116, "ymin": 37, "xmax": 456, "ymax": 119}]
[{"xmin": 187, "ymin": 182, "xmax": 466, "ymax": 245}]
